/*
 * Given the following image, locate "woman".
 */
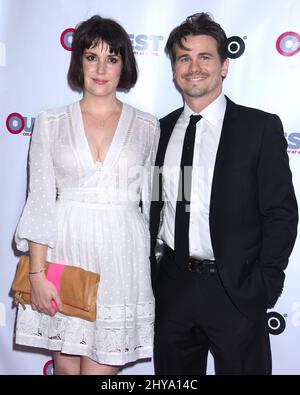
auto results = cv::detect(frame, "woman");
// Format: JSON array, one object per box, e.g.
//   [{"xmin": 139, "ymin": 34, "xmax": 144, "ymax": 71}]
[{"xmin": 14, "ymin": 15, "xmax": 159, "ymax": 375}]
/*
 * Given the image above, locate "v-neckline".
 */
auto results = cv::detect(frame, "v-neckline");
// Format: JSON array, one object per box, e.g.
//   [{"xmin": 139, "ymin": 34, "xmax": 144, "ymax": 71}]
[{"xmin": 78, "ymin": 101, "xmax": 125, "ymax": 167}]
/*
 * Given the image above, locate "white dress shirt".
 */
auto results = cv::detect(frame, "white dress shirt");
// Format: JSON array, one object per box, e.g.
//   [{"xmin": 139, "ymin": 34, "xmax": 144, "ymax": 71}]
[{"xmin": 159, "ymin": 93, "xmax": 227, "ymax": 259}]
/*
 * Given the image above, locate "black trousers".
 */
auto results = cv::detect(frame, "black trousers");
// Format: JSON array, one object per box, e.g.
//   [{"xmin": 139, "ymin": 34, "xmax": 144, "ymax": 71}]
[{"xmin": 154, "ymin": 253, "xmax": 272, "ymax": 375}]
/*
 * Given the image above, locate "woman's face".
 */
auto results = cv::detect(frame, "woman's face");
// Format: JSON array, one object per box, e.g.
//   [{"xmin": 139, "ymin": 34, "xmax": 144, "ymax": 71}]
[{"xmin": 82, "ymin": 41, "xmax": 123, "ymax": 99}]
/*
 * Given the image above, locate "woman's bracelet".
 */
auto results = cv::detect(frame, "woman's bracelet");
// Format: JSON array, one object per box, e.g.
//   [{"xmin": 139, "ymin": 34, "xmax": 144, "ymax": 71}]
[{"xmin": 29, "ymin": 268, "xmax": 45, "ymax": 275}]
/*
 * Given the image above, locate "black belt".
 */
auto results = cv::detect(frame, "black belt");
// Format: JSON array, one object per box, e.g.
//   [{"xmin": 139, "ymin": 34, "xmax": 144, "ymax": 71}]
[{"xmin": 163, "ymin": 244, "xmax": 217, "ymax": 274}]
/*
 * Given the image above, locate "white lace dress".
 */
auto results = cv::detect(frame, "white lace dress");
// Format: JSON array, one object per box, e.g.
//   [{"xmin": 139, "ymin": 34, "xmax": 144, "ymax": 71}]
[{"xmin": 14, "ymin": 101, "xmax": 159, "ymax": 365}]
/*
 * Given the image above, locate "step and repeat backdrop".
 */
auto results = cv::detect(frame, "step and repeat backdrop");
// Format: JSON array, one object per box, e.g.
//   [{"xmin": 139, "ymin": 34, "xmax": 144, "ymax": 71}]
[{"xmin": 0, "ymin": 0, "xmax": 300, "ymax": 375}]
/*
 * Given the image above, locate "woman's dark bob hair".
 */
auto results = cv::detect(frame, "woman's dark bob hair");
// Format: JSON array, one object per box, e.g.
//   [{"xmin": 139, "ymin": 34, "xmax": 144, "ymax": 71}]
[{"xmin": 68, "ymin": 15, "xmax": 137, "ymax": 92}]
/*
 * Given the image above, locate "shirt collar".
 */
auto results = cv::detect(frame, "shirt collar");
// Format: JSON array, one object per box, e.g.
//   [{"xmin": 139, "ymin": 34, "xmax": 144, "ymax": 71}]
[{"xmin": 183, "ymin": 93, "xmax": 227, "ymax": 126}]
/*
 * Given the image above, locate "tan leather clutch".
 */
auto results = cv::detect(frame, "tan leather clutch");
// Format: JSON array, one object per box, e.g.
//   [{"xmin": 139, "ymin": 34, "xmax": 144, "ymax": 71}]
[{"xmin": 12, "ymin": 255, "xmax": 100, "ymax": 321}]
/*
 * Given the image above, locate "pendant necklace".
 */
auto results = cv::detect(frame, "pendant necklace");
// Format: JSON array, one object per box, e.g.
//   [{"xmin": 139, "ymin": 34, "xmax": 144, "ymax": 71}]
[{"xmin": 82, "ymin": 101, "xmax": 119, "ymax": 128}]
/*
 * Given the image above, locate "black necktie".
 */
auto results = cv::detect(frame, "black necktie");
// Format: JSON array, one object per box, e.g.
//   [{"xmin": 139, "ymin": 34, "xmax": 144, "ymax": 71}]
[{"xmin": 174, "ymin": 114, "xmax": 202, "ymax": 267}]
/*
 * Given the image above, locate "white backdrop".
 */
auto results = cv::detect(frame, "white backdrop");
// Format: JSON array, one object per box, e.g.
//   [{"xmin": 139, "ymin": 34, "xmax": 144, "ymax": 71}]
[{"xmin": 1, "ymin": 0, "xmax": 300, "ymax": 375}]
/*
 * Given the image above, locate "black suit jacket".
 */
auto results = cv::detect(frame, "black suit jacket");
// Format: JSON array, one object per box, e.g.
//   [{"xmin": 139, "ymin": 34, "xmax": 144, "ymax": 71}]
[{"xmin": 150, "ymin": 97, "xmax": 298, "ymax": 319}]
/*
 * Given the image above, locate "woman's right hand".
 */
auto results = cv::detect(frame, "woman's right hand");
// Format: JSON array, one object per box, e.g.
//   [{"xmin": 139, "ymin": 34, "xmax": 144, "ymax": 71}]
[{"xmin": 29, "ymin": 272, "xmax": 63, "ymax": 316}]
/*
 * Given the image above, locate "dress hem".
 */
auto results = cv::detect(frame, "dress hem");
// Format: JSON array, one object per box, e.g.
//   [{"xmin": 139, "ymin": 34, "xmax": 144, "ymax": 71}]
[{"xmin": 15, "ymin": 334, "xmax": 153, "ymax": 366}]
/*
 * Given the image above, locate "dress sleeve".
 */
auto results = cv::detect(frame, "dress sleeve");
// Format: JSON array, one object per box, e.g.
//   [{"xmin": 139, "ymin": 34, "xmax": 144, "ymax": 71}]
[
  {"xmin": 141, "ymin": 118, "xmax": 160, "ymax": 223},
  {"xmin": 15, "ymin": 111, "xmax": 57, "ymax": 252}
]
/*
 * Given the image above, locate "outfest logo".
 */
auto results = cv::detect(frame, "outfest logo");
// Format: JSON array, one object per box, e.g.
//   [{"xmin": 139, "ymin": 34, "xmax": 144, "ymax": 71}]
[
  {"xmin": 60, "ymin": 28, "xmax": 164, "ymax": 55},
  {"xmin": 43, "ymin": 360, "xmax": 54, "ymax": 375},
  {"xmin": 285, "ymin": 132, "xmax": 300, "ymax": 154},
  {"xmin": 6, "ymin": 112, "xmax": 35, "ymax": 136},
  {"xmin": 276, "ymin": 31, "xmax": 300, "ymax": 57},
  {"xmin": 60, "ymin": 28, "xmax": 249, "ymax": 59},
  {"xmin": 129, "ymin": 34, "xmax": 164, "ymax": 56},
  {"xmin": 60, "ymin": 28, "xmax": 75, "ymax": 51}
]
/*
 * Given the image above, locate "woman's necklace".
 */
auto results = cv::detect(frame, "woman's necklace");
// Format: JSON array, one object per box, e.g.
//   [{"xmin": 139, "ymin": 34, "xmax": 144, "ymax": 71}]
[{"xmin": 81, "ymin": 102, "xmax": 119, "ymax": 128}]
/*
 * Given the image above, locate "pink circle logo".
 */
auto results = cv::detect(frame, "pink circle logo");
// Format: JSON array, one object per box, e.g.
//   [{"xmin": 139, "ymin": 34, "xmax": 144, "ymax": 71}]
[
  {"xmin": 276, "ymin": 31, "xmax": 300, "ymax": 57},
  {"xmin": 6, "ymin": 112, "xmax": 35, "ymax": 135},
  {"xmin": 6, "ymin": 112, "xmax": 25, "ymax": 134},
  {"xmin": 43, "ymin": 359, "xmax": 54, "ymax": 375},
  {"xmin": 60, "ymin": 28, "xmax": 75, "ymax": 51}
]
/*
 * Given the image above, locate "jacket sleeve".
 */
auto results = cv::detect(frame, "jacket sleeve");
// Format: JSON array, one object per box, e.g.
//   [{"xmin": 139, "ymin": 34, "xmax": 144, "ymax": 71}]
[
  {"xmin": 258, "ymin": 113, "xmax": 298, "ymax": 307},
  {"xmin": 15, "ymin": 111, "xmax": 57, "ymax": 252}
]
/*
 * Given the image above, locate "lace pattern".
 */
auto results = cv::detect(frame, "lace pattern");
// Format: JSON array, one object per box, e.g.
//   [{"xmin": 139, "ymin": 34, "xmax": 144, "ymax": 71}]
[{"xmin": 16, "ymin": 302, "xmax": 154, "ymax": 365}]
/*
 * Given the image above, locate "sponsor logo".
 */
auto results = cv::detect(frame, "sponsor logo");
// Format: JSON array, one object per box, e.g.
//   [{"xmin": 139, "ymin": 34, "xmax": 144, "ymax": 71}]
[
  {"xmin": 267, "ymin": 312, "xmax": 286, "ymax": 335},
  {"xmin": 43, "ymin": 360, "xmax": 54, "ymax": 375},
  {"xmin": 0, "ymin": 41, "xmax": 6, "ymax": 66},
  {"xmin": 60, "ymin": 28, "xmax": 164, "ymax": 55},
  {"xmin": 285, "ymin": 132, "xmax": 300, "ymax": 154},
  {"xmin": 276, "ymin": 32, "xmax": 300, "ymax": 57},
  {"xmin": 60, "ymin": 28, "xmax": 75, "ymax": 51},
  {"xmin": 6, "ymin": 113, "xmax": 35, "ymax": 136},
  {"xmin": 129, "ymin": 34, "xmax": 164, "ymax": 56},
  {"xmin": 60, "ymin": 32, "xmax": 247, "ymax": 58},
  {"xmin": 227, "ymin": 36, "xmax": 246, "ymax": 59},
  {"xmin": 268, "ymin": 303, "xmax": 300, "ymax": 332}
]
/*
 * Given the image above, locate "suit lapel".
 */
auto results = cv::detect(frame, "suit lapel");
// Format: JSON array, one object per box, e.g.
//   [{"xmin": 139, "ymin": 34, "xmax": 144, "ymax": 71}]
[
  {"xmin": 150, "ymin": 107, "xmax": 183, "ymax": 256},
  {"xmin": 214, "ymin": 97, "xmax": 238, "ymax": 166},
  {"xmin": 156, "ymin": 107, "xmax": 184, "ymax": 167},
  {"xmin": 209, "ymin": 97, "xmax": 238, "ymax": 226}
]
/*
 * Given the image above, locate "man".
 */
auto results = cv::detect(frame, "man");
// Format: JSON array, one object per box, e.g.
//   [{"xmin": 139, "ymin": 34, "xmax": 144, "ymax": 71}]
[{"xmin": 149, "ymin": 13, "xmax": 298, "ymax": 375}]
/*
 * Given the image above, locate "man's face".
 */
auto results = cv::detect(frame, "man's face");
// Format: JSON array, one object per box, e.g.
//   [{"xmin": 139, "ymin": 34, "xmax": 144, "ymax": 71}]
[{"xmin": 173, "ymin": 35, "xmax": 229, "ymax": 105}]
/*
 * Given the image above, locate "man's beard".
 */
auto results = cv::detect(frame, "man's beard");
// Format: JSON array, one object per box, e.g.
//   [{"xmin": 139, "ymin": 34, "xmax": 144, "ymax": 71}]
[
  {"xmin": 183, "ymin": 85, "xmax": 208, "ymax": 98},
  {"xmin": 181, "ymin": 72, "xmax": 210, "ymax": 98}
]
